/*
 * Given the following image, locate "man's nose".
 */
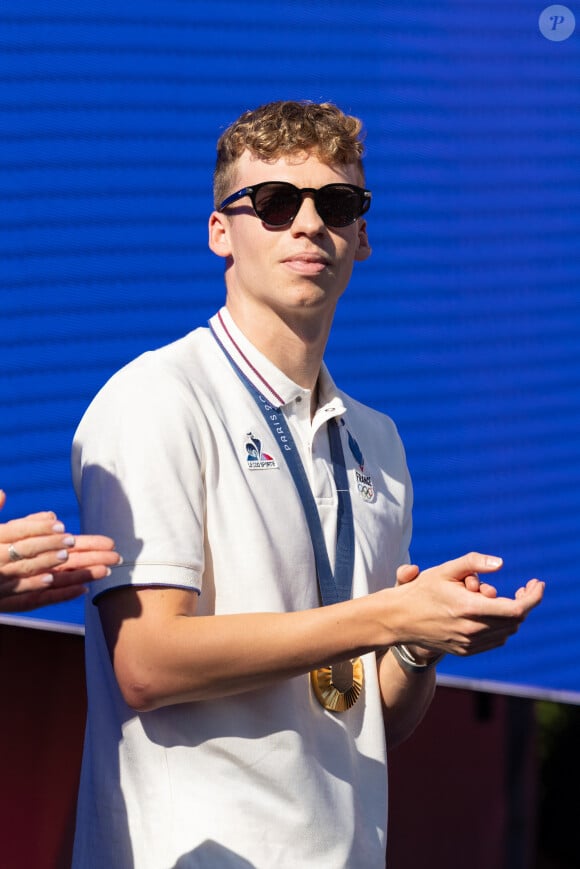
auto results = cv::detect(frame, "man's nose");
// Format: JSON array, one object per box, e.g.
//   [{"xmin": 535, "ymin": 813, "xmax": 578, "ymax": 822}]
[{"xmin": 290, "ymin": 192, "xmax": 325, "ymax": 234}]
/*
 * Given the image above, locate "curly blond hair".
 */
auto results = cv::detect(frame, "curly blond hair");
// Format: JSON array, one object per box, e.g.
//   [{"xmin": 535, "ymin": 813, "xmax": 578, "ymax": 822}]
[{"xmin": 213, "ymin": 100, "xmax": 366, "ymax": 207}]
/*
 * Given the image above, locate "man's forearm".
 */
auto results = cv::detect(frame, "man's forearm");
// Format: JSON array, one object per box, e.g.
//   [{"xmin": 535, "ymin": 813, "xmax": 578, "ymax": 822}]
[
  {"xmin": 100, "ymin": 587, "xmax": 399, "ymax": 712},
  {"xmin": 378, "ymin": 648, "xmax": 437, "ymax": 749}
]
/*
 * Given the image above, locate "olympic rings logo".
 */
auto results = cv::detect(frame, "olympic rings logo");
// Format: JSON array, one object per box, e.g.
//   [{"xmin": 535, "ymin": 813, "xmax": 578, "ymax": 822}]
[{"xmin": 357, "ymin": 482, "xmax": 374, "ymax": 501}]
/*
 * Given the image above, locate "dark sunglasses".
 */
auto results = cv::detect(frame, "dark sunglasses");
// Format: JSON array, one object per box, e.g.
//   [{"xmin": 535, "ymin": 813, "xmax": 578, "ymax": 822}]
[{"xmin": 217, "ymin": 181, "xmax": 371, "ymax": 228}]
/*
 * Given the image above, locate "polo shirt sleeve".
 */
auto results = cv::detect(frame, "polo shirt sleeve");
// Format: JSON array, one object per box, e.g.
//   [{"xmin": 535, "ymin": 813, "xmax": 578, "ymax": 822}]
[
  {"xmin": 399, "ymin": 459, "xmax": 413, "ymax": 568},
  {"xmin": 72, "ymin": 352, "xmax": 205, "ymax": 601}
]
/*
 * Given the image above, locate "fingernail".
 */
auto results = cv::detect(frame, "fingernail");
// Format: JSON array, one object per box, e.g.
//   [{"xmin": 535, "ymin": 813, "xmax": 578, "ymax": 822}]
[
  {"xmin": 57, "ymin": 549, "xmax": 69, "ymax": 561},
  {"xmin": 52, "ymin": 521, "xmax": 65, "ymax": 532},
  {"xmin": 116, "ymin": 556, "xmax": 123, "ymax": 565},
  {"xmin": 41, "ymin": 574, "xmax": 54, "ymax": 585},
  {"xmin": 63, "ymin": 535, "xmax": 76, "ymax": 547},
  {"xmin": 105, "ymin": 568, "xmax": 112, "ymax": 576},
  {"xmin": 486, "ymin": 556, "xmax": 503, "ymax": 568}
]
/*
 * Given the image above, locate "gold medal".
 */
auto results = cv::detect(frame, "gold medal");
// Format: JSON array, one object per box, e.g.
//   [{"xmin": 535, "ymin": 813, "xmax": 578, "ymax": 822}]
[{"xmin": 310, "ymin": 657, "xmax": 364, "ymax": 712}]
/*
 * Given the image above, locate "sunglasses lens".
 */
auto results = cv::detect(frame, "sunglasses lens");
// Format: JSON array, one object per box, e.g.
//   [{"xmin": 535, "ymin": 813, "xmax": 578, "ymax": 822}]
[
  {"xmin": 253, "ymin": 184, "xmax": 301, "ymax": 226},
  {"xmin": 317, "ymin": 186, "xmax": 364, "ymax": 227}
]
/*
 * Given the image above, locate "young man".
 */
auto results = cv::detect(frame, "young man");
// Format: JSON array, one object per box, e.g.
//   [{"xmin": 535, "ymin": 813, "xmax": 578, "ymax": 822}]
[{"xmin": 71, "ymin": 101, "xmax": 544, "ymax": 868}]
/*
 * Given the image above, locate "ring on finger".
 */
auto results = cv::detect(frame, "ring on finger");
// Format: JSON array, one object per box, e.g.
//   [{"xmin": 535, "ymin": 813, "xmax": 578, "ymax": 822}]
[{"xmin": 8, "ymin": 543, "xmax": 24, "ymax": 562}]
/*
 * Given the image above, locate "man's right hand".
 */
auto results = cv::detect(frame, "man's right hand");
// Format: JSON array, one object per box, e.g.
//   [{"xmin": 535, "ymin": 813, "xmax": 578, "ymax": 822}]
[{"xmin": 389, "ymin": 551, "xmax": 544, "ymax": 658}]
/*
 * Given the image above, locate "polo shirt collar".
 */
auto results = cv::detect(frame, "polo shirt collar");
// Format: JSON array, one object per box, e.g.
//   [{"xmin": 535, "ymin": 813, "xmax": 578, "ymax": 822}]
[{"xmin": 209, "ymin": 307, "xmax": 345, "ymax": 418}]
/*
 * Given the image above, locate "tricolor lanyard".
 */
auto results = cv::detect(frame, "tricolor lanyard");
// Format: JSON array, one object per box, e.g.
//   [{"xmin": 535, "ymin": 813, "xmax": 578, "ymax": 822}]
[{"xmin": 210, "ymin": 325, "xmax": 355, "ymax": 607}]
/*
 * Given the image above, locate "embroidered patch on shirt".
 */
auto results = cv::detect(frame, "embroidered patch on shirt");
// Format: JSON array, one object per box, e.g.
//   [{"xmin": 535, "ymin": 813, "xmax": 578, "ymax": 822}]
[
  {"xmin": 346, "ymin": 427, "xmax": 375, "ymax": 502},
  {"xmin": 245, "ymin": 432, "xmax": 279, "ymax": 470}
]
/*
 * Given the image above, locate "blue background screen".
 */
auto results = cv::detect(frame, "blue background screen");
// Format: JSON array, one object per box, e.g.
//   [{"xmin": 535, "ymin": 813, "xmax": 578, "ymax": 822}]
[{"xmin": 1, "ymin": 1, "xmax": 579, "ymax": 701}]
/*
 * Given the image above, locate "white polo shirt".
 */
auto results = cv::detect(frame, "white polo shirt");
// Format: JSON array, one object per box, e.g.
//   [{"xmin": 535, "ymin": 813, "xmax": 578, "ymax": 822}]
[{"xmin": 71, "ymin": 307, "xmax": 413, "ymax": 869}]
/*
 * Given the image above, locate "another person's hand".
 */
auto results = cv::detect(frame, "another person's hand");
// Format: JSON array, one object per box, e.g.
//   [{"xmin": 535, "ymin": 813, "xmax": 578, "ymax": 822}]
[{"xmin": 0, "ymin": 489, "xmax": 121, "ymax": 613}]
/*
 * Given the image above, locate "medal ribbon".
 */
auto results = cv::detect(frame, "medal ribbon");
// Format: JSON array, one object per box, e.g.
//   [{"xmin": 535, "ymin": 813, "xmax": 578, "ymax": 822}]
[{"xmin": 210, "ymin": 324, "xmax": 354, "ymax": 607}]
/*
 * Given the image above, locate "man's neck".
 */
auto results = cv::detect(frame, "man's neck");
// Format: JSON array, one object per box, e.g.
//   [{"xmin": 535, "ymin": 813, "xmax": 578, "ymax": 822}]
[{"xmin": 225, "ymin": 299, "xmax": 332, "ymax": 395}]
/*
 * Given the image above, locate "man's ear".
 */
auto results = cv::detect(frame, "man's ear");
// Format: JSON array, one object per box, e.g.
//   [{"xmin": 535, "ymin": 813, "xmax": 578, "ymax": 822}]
[
  {"xmin": 208, "ymin": 211, "xmax": 232, "ymax": 258},
  {"xmin": 354, "ymin": 219, "xmax": 372, "ymax": 261}
]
